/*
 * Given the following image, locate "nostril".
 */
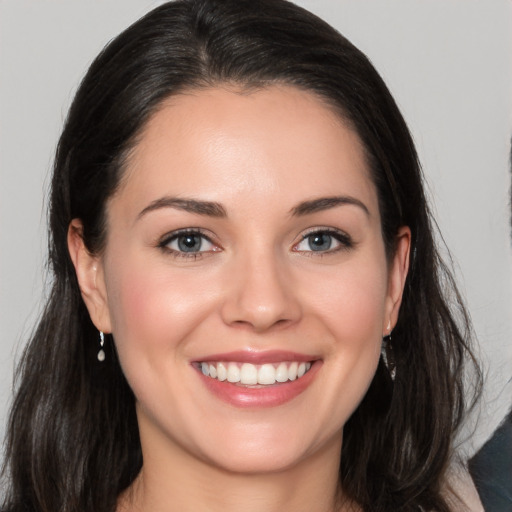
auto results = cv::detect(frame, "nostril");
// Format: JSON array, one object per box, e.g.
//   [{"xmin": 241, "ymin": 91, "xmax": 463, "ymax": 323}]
[
  {"xmin": 228, "ymin": 317, "xmax": 294, "ymax": 333},
  {"xmin": 219, "ymin": 268, "xmax": 303, "ymax": 331}
]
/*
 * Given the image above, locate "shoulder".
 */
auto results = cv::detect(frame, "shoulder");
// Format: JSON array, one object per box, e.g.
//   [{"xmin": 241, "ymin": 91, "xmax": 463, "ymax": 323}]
[{"xmin": 444, "ymin": 464, "xmax": 485, "ymax": 512}]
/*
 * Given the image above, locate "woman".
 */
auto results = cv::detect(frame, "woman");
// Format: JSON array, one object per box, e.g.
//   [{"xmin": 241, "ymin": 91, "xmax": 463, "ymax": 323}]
[{"xmin": 1, "ymin": 0, "xmax": 481, "ymax": 511}]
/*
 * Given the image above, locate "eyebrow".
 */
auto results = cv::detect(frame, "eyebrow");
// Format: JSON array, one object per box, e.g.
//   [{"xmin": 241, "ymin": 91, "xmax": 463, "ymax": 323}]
[
  {"xmin": 290, "ymin": 196, "xmax": 370, "ymax": 217},
  {"xmin": 137, "ymin": 197, "xmax": 227, "ymax": 220},
  {"xmin": 136, "ymin": 194, "xmax": 368, "ymax": 220}
]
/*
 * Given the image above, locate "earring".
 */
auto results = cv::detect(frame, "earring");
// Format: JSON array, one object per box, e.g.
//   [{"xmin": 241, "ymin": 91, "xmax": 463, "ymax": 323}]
[
  {"xmin": 381, "ymin": 324, "xmax": 396, "ymax": 381},
  {"xmin": 97, "ymin": 331, "xmax": 106, "ymax": 362}
]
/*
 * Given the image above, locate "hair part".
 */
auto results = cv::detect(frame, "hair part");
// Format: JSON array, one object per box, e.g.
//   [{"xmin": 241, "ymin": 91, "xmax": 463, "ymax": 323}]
[{"xmin": 2, "ymin": 1, "xmax": 481, "ymax": 511}]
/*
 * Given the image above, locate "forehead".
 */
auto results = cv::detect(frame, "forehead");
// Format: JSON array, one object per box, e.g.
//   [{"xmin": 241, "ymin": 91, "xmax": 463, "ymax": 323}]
[{"xmin": 115, "ymin": 85, "xmax": 377, "ymax": 219}]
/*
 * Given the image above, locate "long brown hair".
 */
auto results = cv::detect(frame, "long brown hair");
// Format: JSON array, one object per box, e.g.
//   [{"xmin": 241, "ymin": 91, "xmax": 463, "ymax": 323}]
[{"xmin": 2, "ymin": 1, "xmax": 481, "ymax": 510}]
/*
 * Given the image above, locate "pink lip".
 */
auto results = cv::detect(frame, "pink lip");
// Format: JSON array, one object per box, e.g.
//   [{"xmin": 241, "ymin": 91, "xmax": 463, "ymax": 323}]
[
  {"xmin": 194, "ymin": 349, "xmax": 318, "ymax": 364},
  {"xmin": 193, "ymin": 352, "xmax": 322, "ymax": 408}
]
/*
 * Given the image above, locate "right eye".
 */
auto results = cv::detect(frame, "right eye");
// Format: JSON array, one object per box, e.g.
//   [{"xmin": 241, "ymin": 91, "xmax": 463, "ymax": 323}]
[
  {"xmin": 159, "ymin": 229, "xmax": 219, "ymax": 258},
  {"xmin": 295, "ymin": 232, "xmax": 338, "ymax": 252}
]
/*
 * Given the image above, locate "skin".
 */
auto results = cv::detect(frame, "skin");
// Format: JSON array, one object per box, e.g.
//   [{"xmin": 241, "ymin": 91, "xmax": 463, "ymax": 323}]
[{"xmin": 68, "ymin": 85, "xmax": 410, "ymax": 512}]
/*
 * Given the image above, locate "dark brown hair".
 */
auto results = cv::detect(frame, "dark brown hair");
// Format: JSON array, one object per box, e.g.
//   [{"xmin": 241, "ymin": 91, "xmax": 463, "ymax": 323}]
[{"xmin": 2, "ymin": 1, "xmax": 481, "ymax": 511}]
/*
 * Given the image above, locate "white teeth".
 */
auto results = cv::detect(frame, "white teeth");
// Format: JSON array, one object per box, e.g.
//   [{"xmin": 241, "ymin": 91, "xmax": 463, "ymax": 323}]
[
  {"xmin": 275, "ymin": 362, "xmax": 289, "ymax": 382},
  {"xmin": 200, "ymin": 360, "xmax": 313, "ymax": 385},
  {"xmin": 258, "ymin": 364, "xmax": 276, "ymax": 385},
  {"xmin": 240, "ymin": 363, "xmax": 258, "ymax": 385},
  {"xmin": 217, "ymin": 362, "xmax": 227, "ymax": 381},
  {"xmin": 227, "ymin": 363, "xmax": 240, "ymax": 383},
  {"xmin": 288, "ymin": 361, "xmax": 298, "ymax": 381}
]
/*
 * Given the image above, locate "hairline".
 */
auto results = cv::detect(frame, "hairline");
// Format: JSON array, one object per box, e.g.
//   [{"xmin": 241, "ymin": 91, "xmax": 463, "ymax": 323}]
[{"xmin": 102, "ymin": 80, "xmax": 390, "ymax": 253}]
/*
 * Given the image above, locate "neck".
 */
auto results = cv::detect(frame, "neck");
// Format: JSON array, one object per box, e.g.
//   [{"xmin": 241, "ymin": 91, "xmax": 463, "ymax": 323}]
[{"xmin": 118, "ymin": 427, "xmax": 354, "ymax": 512}]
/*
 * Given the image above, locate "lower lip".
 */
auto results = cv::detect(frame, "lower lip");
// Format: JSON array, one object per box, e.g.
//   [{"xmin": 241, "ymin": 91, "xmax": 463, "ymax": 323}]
[{"xmin": 196, "ymin": 361, "xmax": 321, "ymax": 408}]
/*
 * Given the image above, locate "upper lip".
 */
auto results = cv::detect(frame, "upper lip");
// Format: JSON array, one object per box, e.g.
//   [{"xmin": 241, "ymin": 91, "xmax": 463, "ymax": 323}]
[{"xmin": 193, "ymin": 349, "xmax": 319, "ymax": 364}]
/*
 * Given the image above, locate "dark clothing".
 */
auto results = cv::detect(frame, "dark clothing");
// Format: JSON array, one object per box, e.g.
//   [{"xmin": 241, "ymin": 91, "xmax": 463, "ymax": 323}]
[{"xmin": 469, "ymin": 412, "xmax": 512, "ymax": 512}]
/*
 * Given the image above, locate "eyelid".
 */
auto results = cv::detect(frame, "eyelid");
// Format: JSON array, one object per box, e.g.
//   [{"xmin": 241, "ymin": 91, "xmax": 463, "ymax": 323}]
[
  {"xmin": 158, "ymin": 228, "xmax": 221, "ymax": 258},
  {"xmin": 292, "ymin": 227, "xmax": 353, "ymax": 253}
]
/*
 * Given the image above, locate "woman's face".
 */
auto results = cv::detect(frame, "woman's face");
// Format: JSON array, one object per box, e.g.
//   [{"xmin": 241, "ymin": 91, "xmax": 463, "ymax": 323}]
[{"xmin": 74, "ymin": 85, "xmax": 409, "ymax": 474}]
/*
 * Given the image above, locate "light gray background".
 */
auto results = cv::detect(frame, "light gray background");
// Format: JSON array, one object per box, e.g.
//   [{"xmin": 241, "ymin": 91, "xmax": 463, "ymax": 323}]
[{"xmin": 1, "ymin": 0, "xmax": 511, "ymax": 457}]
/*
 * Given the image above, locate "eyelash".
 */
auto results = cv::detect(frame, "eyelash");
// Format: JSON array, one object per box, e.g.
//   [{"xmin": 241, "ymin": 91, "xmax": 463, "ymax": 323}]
[
  {"xmin": 158, "ymin": 229, "xmax": 219, "ymax": 260},
  {"xmin": 157, "ymin": 227, "xmax": 354, "ymax": 260},
  {"xmin": 292, "ymin": 228, "xmax": 353, "ymax": 256}
]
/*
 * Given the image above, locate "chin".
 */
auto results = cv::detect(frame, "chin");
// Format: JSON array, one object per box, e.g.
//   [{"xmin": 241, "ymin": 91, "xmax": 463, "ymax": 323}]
[
  {"xmin": 189, "ymin": 419, "xmax": 342, "ymax": 476},
  {"xmin": 203, "ymin": 444, "xmax": 312, "ymax": 475}
]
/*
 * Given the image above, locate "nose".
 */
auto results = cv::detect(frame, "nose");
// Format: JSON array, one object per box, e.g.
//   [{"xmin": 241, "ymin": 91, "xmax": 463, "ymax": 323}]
[{"xmin": 220, "ymin": 251, "xmax": 302, "ymax": 332}]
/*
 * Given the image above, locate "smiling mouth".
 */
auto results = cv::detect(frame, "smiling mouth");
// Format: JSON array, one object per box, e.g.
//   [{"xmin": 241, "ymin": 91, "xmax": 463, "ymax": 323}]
[{"xmin": 197, "ymin": 361, "xmax": 313, "ymax": 386}]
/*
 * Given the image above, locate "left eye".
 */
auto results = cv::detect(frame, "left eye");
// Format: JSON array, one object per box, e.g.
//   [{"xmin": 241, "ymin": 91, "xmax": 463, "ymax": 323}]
[
  {"xmin": 294, "ymin": 230, "xmax": 349, "ymax": 252},
  {"xmin": 165, "ymin": 232, "xmax": 215, "ymax": 253}
]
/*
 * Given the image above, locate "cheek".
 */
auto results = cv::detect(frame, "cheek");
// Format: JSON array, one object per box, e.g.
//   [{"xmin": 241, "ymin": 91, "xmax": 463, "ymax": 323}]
[
  {"xmin": 303, "ymin": 253, "xmax": 388, "ymax": 400},
  {"xmin": 306, "ymin": 254, "xmax": 388, "ymax": 341},
  {"xmin": 102, "ymin": 256, "xmax": 220, "ymax": 423},
  {"xmin": 104, "ymin": 254, "xmax": 214, "ymax": 362}
]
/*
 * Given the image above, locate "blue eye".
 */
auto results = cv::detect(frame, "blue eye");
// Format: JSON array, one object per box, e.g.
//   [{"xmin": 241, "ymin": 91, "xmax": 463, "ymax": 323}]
[
  {"xmin": 161, "ymin": 230, "xmax": 215, "ymax": 255},
  {"xmin": 294, "ymin": 229, "xmax": 352, "ymax": 253},
  {"xmin": 305, "ymin": 233, "xmax": 334, "ymax": 251}
]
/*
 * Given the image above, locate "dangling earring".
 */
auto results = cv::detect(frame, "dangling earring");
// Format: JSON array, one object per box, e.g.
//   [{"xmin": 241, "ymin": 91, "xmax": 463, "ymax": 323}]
[
  {"xmin": 382, "ymin": 322, "xmax": 396, "ymax": 381},
  {"xmin": 97, "ymin": 331, "xmax": 106, "ymax": 362}
]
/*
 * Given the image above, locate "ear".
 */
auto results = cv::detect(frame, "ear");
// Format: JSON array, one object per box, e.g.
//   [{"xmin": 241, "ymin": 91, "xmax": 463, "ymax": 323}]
[
  {"xmin": 383, "ymin": 226, "xmax": 411, "ymax": 336},
  {"xmin": 67, "ymin": 219, "xmax": 112, "ymax": 333}
]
